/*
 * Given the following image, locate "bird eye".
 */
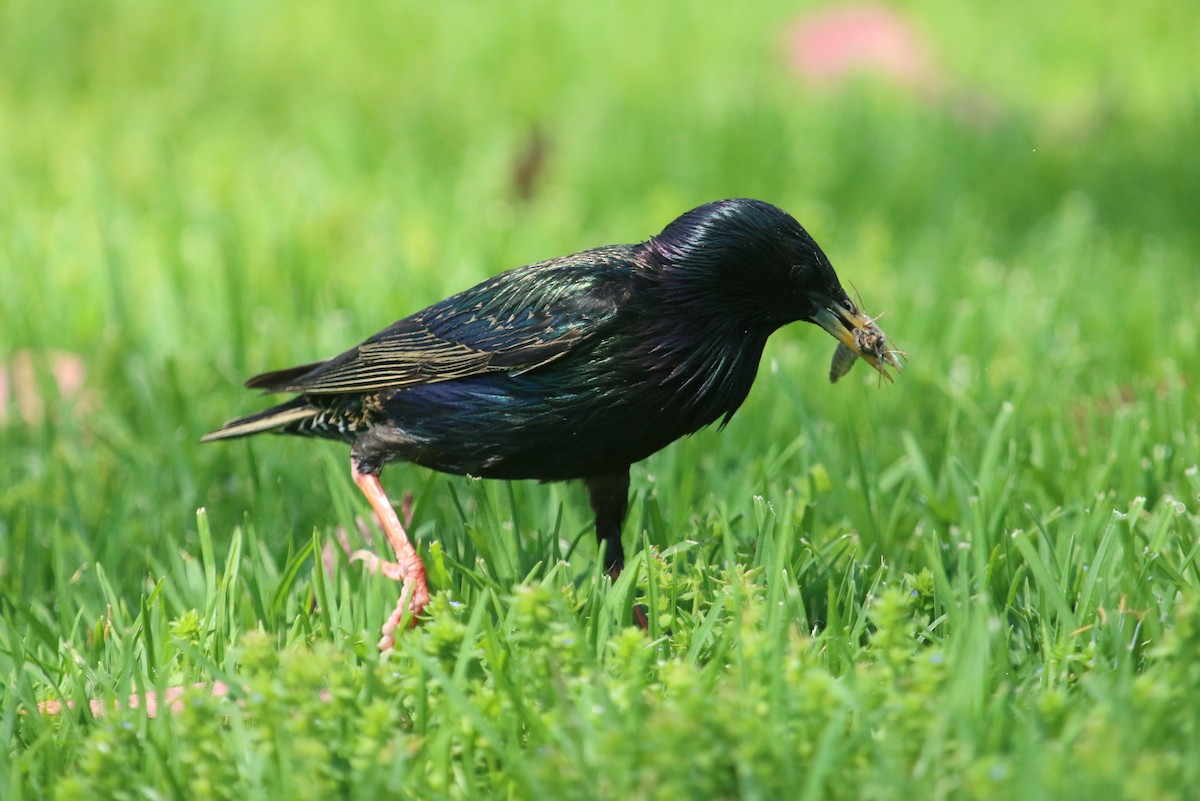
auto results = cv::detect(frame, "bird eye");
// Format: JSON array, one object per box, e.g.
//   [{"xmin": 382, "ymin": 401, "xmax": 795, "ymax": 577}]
[{"xmin": 790, "ymin": 263, "xmax": 815, "ymax": 288}]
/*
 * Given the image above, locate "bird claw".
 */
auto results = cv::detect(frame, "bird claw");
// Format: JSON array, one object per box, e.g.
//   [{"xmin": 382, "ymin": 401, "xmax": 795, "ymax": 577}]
[
  {"xmin": 377, "ymin": 579, "xmax": 431, "ymax": 650},
  {"xmin": 347, "ymin": 548, "xmax": 405, "ymax": 581},
  {"xmin": 343, "ymin": 545, "xmax": 430, "ymax": 650}
]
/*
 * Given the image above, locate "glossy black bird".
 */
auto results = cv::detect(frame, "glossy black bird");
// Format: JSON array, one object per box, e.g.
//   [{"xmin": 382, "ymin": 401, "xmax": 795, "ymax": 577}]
[{"xmin": 203, "ymin": 198, "xmax": 900, "ymax": 647}]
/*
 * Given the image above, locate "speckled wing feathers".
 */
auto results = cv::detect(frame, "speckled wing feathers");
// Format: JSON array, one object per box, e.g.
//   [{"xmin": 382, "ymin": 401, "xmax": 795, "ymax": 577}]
[{"xmin": 248, "ymin": 249, "xmax": 638, "ymax": 396}]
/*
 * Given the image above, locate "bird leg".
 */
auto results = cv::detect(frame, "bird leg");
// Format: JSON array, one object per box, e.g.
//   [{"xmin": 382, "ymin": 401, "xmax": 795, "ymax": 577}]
[
  {"xmin": 350, "ymin": 462, "xmax": 429, "ymax": 649},
  {"xmin": 584, "ymin": 469, "xmax": 648, "ymax": 629},
  {"xmin": 585, "ymin": 470, "xmax": 630, "ymax": 577}
]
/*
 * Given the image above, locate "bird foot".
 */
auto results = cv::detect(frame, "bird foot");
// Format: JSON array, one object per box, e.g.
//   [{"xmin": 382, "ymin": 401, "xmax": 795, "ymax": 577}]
[
  {"xmin": 345, "ymin": 547, "xmax": 404, "ymax": 580},
  {"xmin": 343, "ymin": 544, "xmax": 431, "ymax": 650},
  {"xmin": 377, "ymin": 578, "xmax": 432, "ymax": 650},
  {"xmin": 337, "ymin": 475, "xmax": 430, "ymax": 650}
]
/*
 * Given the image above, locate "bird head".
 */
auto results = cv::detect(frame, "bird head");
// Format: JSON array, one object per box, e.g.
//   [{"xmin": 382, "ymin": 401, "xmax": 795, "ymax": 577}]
[{"xmin": 649, "ymin": 198, "xmax": 901, "ymax": 380}]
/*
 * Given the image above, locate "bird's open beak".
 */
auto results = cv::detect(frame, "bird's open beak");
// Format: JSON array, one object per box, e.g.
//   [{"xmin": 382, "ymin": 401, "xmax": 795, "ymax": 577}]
[{"xmin": 814, "ymin": 301, "xmax": 902, "ymax": 381}]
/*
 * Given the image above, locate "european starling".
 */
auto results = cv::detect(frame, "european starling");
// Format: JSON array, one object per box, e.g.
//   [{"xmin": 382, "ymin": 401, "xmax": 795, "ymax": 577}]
[{"xmin": 203, "ymin": 198, "xmax": 900, "ymax": 647}]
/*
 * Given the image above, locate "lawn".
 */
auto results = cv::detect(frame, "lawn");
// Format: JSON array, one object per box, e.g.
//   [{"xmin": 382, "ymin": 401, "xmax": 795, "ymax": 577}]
[{"xmin": 2, "ymin": 0, "xmax": 1199, "ymax": 798}]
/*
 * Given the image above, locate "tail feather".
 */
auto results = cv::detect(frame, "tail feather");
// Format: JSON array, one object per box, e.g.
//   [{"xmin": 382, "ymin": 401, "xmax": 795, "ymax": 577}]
[
  {"xmin": 244, "ymin": 360, "xmax": 328, "ymax": 391},
  {"xmin": 201, "ymin": 398, "xmax": 318, "ymax": 442}
]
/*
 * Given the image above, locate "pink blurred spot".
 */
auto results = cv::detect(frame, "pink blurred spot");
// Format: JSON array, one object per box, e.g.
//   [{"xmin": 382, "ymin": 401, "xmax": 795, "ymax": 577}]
[
  {"xmin": 786, "ymin": 4, "xmax": 936, "ymax": 90},
  {"xmin": 34, "ymin": 681, "xmax": 334, "ymax": 718},
  {"xmin": 0, "ymin": 349, "xmax": 92, "ymax": 425}
]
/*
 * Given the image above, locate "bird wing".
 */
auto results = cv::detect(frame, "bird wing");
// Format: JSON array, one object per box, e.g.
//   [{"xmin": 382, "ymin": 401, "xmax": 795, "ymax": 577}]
[{"xmin": 248, "ymin": 248, "xmax": 638, "ymax": 395}]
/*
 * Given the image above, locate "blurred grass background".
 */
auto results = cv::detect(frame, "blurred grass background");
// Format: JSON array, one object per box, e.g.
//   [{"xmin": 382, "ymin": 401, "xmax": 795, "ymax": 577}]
[{"xmin": 2, "ymin": 0, "xmax": 1199, "ymax": 798}]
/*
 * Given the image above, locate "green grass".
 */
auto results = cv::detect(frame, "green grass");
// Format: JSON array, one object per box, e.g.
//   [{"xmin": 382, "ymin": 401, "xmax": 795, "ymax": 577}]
[{"xmin": 3, "ymin": 0, "xmax": 1200, "ymax": 798}]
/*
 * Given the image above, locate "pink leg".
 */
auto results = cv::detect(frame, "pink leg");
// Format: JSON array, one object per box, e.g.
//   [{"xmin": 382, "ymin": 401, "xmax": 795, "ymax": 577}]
[{"xmin": 351, "ymin": 463, "xmax": 430, "ymax": 649}]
